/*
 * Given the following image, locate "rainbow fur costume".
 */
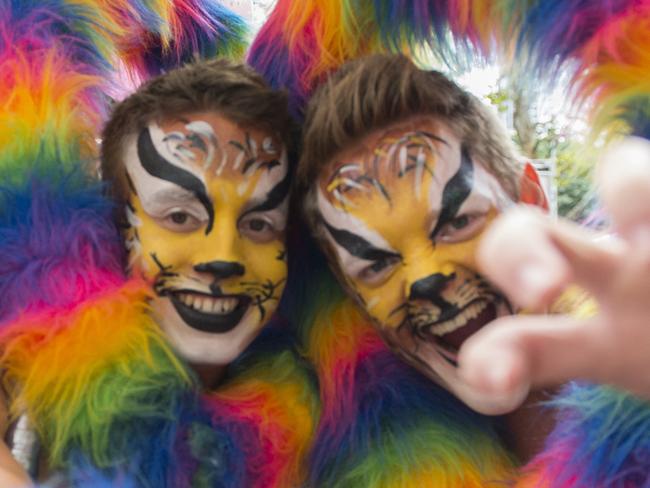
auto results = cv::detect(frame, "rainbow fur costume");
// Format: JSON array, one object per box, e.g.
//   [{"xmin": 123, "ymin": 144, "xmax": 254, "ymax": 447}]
[
  {"xmin": 0, "ymin": 0, "xmax": 530, "ymax": 486},
  {"xmin": 2, "ymin": 0, "xmax": 650, "ymax": 487},
  {"xmin": 279, "ymin": 234, "xmax": 518, "ymax": 487},
  {"xmin": 0, "ymin": 1, "xmax": 317, "ymax": 486},
  {"xmin": 249, "ymin": 0, "xmax": 650, "ymax": 486},
  {"xmin": 0, "ymin": 0, "xmax": 509, "ymax": 486}
]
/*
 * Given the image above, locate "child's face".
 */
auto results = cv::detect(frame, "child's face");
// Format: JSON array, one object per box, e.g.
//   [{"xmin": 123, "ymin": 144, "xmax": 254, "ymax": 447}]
[
  {"xmin": 315, "ymin": 116, "xmax": 520, "ymax": 409},
  {"xmin": 123, "ymin": 111, "xmax": 289, "ymax": 364}
]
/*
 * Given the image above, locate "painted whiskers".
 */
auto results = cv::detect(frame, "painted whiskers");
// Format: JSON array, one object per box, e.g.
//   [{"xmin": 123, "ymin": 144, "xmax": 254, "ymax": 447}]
[{"xmin": 0, "ymin": 1, "xmax": 315, "ymax": 487}]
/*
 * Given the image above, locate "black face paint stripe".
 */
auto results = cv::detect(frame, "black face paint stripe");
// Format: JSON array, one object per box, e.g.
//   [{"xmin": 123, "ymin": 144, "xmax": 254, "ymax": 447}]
[
  {"xmin": 323, "ymin": 220, "xmax": 400, "ymax": 262},
  {"xmin": 242, "ymin": 157, "xmax": 258, "ymax": 173},
  {"xmin": 430, "ymin": 144, "xmax": 474, "ymax": 240},
  {"xmin": 242, "ymin": 166, "xmax": 291, "ymax": 215},
  {"xmin": 186, "ymin": 132, "xmax": 208, "ymax": 153},
  {"xmin": 137, "ymin": 128, "xmax": 215, "ymax": 234}
]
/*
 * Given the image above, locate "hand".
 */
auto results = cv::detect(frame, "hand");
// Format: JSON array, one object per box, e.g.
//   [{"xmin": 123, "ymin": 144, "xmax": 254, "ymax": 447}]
[
  {"xmin": 0, "ymin": 441, "xmax": 32, "ymax": 487},
  {"xmin": 457, "ymin": 137, "xmax": 650, "ymax": 414}
]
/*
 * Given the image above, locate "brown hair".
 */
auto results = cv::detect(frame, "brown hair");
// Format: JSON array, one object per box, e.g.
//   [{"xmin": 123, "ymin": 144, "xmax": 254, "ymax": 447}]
[
  {"xmin": 101, "ymin": 57, "xmax": 292, "ymax": 204},
  {"xmin": 299, "ymin": 53, "xmax": 521, "ymax": 229}
]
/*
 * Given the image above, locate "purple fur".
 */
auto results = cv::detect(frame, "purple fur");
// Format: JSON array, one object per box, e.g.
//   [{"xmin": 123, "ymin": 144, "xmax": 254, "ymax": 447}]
[{"xmin": 0, "ymin": 172, "xmax": 125, "ymax": 323}]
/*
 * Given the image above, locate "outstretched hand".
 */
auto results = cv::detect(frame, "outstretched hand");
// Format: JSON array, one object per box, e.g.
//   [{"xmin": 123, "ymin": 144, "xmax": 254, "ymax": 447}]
[{"xmin": 458, "ymin": 137, "xmax": 650, "ymax": 415}]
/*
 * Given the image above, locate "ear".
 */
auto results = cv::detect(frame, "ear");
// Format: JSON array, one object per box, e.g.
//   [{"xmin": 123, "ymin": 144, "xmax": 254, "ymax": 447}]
[{"xmin": 518, "ymin": 162, "xmax": 549, "ymax": 211}]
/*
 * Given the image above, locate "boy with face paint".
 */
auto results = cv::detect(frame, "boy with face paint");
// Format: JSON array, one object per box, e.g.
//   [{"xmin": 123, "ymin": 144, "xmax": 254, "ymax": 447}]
[
  {"xmin": 101, "ymin": 58, "xmax": 292, "ymax": 385},
  {"xmin": 299, "ymin": 54, "xmax": 552, "ymax": 425},
  {"xmin": 0, "ymin": 54, "xmax": 320, "ymax": 486}
]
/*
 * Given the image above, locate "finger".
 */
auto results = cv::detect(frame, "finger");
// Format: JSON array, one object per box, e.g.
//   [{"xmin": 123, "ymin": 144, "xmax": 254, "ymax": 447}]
[
  {"xmin": 477, "ymin": 207, "xmax": 572, "ymax": 309},
  {"xmin": 478, "ymin": 206, "xmax": 624, "ymax": 308},
  {"xmin": 0, "ymin": 442, "xmax": 31, "ymax": 487},
  {"xmin": 545, "ymin": 218, "xmax": 625, "ymax": 298},
  {"xmin": 597, "ymin": 136, "xmax": 650, "ymax": 243},
  {"xmin": 458, "ymin": 314, "xmax": 607, "ymax": 409}
]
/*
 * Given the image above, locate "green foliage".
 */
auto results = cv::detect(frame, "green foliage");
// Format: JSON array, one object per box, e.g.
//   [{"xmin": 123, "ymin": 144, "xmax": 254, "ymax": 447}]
[
  {"xmin": 485, "ymin": 88, "xmax": 597, "ymax": 221},
  {"xmin": 555, "ymin": 142, "xmax": 595, "ymax": 220},
  {"xmin": 486, "ymin": 90, "xmax": 509, "ymax": 112}
]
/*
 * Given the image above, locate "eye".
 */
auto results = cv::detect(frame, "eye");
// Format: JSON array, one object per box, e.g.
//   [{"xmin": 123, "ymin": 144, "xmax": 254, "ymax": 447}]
[
  {"xmin": 357, "ymin": 255, "xmax": 401, "ymax": 286},
  {"xmin": 450, "ymin": 215, "xmax": 470, "ymax": 229},
  {"xmin": 239, "ymin": 214, "xmax": 279, "ymax": 243},
  {"xmin": 171, "ymin": 212, "xmax": 188, "ymax": 224},
  {"xmin": 436, "ymin": 214, "xmax": 487, "ymax": 243},
  {"xmin": 159, "ymin": 210, "xmax": 204, "ymax": 233}
]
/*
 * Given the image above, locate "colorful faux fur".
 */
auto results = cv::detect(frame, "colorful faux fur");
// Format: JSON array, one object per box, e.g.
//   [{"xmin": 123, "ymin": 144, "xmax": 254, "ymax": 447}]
[
  {"xmin": 249, "ymin": 1, "xmax": 650, "ymax": 487},
  {"xmin": 2, "ymin": 0, "xmax": 650, "ymax": 487},
  {"xmin": 280, "ymin": 231, "xmax": 518, "ymax": 487},
  {"xmin": 0, "ymin": 1, "xmax": 316, "ymax": 486},
  {"xmin": 249, "ymin": 0, "xmax": 650, "ymax": 138}
]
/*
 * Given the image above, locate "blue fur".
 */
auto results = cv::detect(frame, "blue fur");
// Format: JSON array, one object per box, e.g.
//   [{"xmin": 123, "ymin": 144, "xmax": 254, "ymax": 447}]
[
  {"xmin": 0, "ymin": 169, "xmax": 124, "ymax": 323},
  {"xmin": 307, "ymin": 344, "xmax": 508, "ymax": 487},
  {"xmin": 517, "ymin": 0, "xmax": 632, "ymax": 74},
  {"xmin": 542, "ymin": 383, "xmax": 650, "ymax": 486},
  {"xmin": 138, "ymin": 0, "xmax": 248, "ymax": 78},
  {"xmin": 368, "ymin": 0, "xmax": 476, "ymax": 69},
  {"xmin": 247, "ymin": 43, "xmax": 307, "ymax": 120},
  {"xmin": 56, "ymin": 357, "xmax": 252, "ymax": 488},
  {"xmin": 3, "ymin": 0, "xmax": 113, "ymax": 73}
]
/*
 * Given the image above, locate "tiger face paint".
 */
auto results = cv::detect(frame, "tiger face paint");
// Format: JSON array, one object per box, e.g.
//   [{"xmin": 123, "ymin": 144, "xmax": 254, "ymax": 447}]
[
  {"xmin": 124, "ymin": 111, "xmax": 289, "ymax": 364},
  {"xmin": 316, "ymin": 117, "xmax": 521, "ymax": 408}
]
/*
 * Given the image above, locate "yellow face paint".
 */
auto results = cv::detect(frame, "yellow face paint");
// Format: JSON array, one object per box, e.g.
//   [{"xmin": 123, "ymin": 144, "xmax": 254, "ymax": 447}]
[
  {"xmin": 316, "ymin": 117, "xmax": 518, "ymax": 407},
  {"xmin": 124, "ymin": 111, "xmax": 289, "ymax": 365}
]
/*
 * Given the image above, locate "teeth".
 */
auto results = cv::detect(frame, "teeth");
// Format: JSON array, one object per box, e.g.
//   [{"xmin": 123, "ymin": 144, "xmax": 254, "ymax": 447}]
[
  {"xmin": 180, "ymin": 293, "xmax": 194, "ymax": 308},
  {"xmin": 176, "ymin": 294, "xmax": 240, "ymax": 315},
  {"xmin": 430, "ymin": 301, "xmax": 488, "ymax": 336}
]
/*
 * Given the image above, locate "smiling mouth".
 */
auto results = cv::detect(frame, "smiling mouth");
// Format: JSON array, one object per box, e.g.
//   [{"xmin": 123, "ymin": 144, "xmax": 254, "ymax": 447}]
[
  {"xmin": 414, "ymin": 301, "xmax": 498, "ymax": 365},
  {"xmin": 169, "ymin": 291, "xmax": 251, "ymax": 333}
]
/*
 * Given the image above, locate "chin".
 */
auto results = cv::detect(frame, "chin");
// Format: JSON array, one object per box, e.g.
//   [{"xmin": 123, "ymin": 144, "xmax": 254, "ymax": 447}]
[
  {"xmin": 391, "ymin": 299, "xmax": 518, "ymax": 414},
  {"xmin": 152, "ymin": 297, "xmax": 264, "ymax": 365}
]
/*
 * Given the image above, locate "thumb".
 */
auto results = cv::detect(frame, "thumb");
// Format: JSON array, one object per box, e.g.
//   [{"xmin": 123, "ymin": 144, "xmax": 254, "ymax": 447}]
[
  {"xmin": 458, "ymin": 314, "xmax": 606, "ymax": 413},
  {"xmin": 597, "ymin": 136, "xmax": 650, "ymax": 242}
]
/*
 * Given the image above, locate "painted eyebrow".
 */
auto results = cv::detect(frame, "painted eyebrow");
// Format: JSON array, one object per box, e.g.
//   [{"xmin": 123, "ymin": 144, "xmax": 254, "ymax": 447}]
[
  {"xmin": 137, "ymin": 127, "xmax": 215, "ymax": 234},
  {"xmin": 242, "ymin": 167, "xmax": 291, "ymax": 215},
  {"xmin": 323, "ymin": 220, "xmax": 400, "ymax": 261},
  {"xmin": 429, "ymin": 144, "xmax": 474, "ymax": 240}
]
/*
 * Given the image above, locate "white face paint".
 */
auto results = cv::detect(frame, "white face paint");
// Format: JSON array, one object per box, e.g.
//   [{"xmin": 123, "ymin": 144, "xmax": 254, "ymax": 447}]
[
  {"xmin": 123, "ymin": 111, "xmax": 289, "ymax": 365},
  {"xmin": 315, "ymin": 117, "xmax": 534, "ymax": 412}
]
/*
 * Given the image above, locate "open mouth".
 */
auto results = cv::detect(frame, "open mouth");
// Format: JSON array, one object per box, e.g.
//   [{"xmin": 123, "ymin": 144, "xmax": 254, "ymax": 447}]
[
  {"xmin": 424, "ymin": 301, "xmax": 497, "ymax": 365},
  {"xmin": 169, "ymin": 291, "xmax": 251, "ymax": 333}
]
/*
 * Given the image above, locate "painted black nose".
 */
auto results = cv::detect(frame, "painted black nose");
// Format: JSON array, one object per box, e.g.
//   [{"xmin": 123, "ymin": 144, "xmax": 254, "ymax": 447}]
[
  {"xmin": 409, "ymin": 273, "xmax": 455, "ymax": 301},
  {"xmin": 194, "ymin": 261, "xmax": 245, "ymax": 280}
]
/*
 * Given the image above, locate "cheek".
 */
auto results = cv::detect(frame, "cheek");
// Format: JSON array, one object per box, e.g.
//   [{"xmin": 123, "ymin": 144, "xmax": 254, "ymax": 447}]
[
  {"xmin": 349, "ymin": 275, "xmax": 406, "ymax": 328},
  {"xmin": 439, "ymin": 239, "xmax": 481, "ymax": 269},
  {"xmin": 134, "ymin": 216, "xmax": 201, "ymax": 276},
  {"xmin": 237, "ymin": 238, "xmax": 287, "ymax": 284},
  {"xmin": 437, "ymin": 223, "xmax": 494, "ymax": 270}
]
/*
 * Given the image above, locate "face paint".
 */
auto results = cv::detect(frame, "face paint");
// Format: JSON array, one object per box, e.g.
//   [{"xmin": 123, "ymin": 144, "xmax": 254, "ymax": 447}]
[
  {"xmin": 316, "ymin": 117, "xmax": 517, "ymax": 408},
  {"xmin": 124, "ymin": 112, "xmax": 289, "ymax": 364}
]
